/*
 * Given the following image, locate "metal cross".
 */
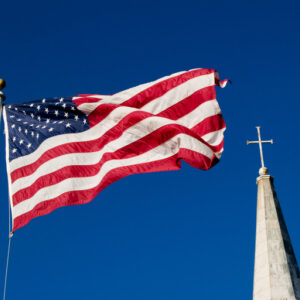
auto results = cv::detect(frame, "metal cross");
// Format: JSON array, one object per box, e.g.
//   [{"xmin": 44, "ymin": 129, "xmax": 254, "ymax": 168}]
[{"xmin": 247, "ymin": 126, "xmax": 273, "ymax": 168}]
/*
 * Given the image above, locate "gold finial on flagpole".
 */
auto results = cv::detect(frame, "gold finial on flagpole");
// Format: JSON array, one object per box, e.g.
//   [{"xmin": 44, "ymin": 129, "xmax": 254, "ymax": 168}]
[{"xmin": 0, "ymin": 78, "xmax": 6, "ymax": 90}]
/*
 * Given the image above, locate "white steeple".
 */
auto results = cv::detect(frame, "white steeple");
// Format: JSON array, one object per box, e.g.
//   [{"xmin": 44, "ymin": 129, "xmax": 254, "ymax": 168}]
[{"xmin": 248, "ymin": 127, "xmax": 300, "ymax": 300}]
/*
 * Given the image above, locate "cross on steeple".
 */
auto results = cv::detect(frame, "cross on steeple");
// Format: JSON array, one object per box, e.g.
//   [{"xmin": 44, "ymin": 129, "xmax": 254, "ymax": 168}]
[{"xmin": 247, "ymin": 126, "xmax": 273, "ymax": 174}]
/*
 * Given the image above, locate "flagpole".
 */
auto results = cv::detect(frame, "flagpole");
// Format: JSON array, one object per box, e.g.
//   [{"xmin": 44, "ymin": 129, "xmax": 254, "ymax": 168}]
[{"xmin": 0, "ymin": 78, "xmax": 12, "ymax": 300}]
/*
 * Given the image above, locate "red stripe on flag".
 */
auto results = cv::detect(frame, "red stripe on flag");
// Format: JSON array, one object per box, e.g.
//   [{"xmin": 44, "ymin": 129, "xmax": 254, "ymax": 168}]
[
  {"xmin": 87, "ymin": 103, "xmax": 117, "ymax": 127},
  {"xmin": 192, "ymin": 114, "xmax": 226, "ymax": 137},
  {"xmin": 157, "ymin": 86, "xmax": 215, "ymax": 120},
  {"xmin": 73, "ymin": 96, "xmax": 103, "ymax": 106}
]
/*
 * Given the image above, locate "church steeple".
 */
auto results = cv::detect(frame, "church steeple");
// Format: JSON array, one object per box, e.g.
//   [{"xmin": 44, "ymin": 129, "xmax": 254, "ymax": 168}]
[{"xmin": 248, "ymin": 127, "xmax": 300, "ymax": 300}]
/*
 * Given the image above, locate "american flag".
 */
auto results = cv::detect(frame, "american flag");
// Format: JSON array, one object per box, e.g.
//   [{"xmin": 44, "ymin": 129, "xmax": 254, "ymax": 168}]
[{"xmin": 4, "ymin": 69, "xmax": 228, "ymax": 231}]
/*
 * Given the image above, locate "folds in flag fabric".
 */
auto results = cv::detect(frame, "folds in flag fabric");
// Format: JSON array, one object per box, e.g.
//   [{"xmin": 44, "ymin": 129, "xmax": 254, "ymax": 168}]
[{"xmin": 3, "ymin": 69, "xmax": 228, "ymax": 231}]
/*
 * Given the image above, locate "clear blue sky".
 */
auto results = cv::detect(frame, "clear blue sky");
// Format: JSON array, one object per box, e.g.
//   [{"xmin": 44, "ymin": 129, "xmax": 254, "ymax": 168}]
[{"xmin": 1, "ymin": 0, "xmax": 300, "ymax": 299}]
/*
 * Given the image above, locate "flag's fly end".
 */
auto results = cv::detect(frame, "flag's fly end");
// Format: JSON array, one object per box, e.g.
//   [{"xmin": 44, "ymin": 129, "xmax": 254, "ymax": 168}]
[{"xmin": 214, "ymin": 72, "xmax": 230, "ymax": 88}]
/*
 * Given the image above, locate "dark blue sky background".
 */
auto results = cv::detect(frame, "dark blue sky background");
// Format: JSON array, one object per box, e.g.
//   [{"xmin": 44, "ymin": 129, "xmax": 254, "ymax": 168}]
[{"xmin": 1, "ymin": 0, "xmax": 300, "ymax": 299}]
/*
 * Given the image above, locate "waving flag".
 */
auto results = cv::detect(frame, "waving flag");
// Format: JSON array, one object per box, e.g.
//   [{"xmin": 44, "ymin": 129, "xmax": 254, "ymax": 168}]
[{"xmin": 4, "ymin": 69, "xmax": 228, "ymax": 231}]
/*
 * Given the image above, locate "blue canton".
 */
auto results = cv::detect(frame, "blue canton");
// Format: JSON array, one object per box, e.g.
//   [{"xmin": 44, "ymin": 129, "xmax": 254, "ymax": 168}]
[{"xmin": 6, "ymin": 97, "xmax": 89, "ymax": 161}]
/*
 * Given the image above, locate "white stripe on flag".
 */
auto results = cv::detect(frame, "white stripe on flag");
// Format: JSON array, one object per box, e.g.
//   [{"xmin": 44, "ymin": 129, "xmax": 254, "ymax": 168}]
[{"xmin": 177, "ymin": 99, "xmax": 220, "ymax": 128}]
